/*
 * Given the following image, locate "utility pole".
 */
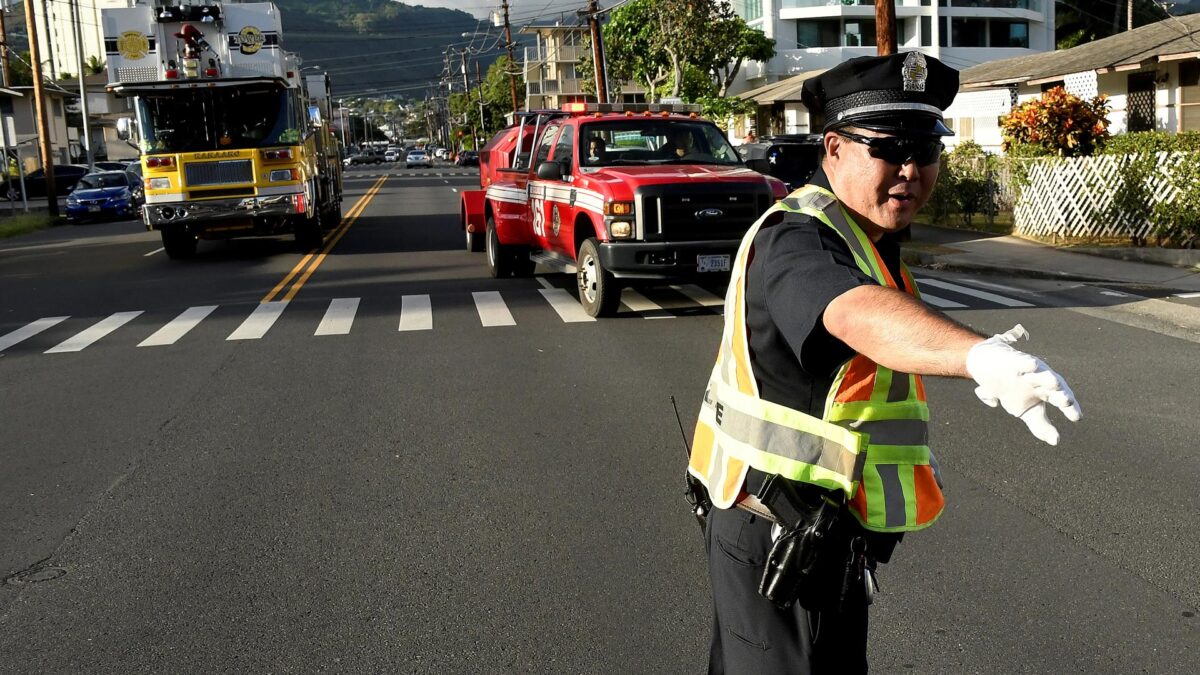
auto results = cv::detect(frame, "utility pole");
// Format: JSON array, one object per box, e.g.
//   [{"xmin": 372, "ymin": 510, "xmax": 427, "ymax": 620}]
[
  {"xmin": 1127, "ymin": 0, "xmax": 1134, "ymax": 31},
  {"xmin": 38, "ymin": 0, "xmax": 55, "ymax": 79},
  {"xmin": 460, "ymin": 50, "xmax": 477, "ymax": 150},
  {"xmin": 501, "ymin": 0, "xmax": 519, "ymax": 113},
  {"xmin": 875, "ymin": 0, "xmax": 896, "ymax": 56},
  {"xmin": 70, "ymin": 0, "xmax": 93, "ymax": 170},
  {"xmin": 1, "ymin": 0, "xmax": 12, "ymax": 87},
  {"xmin": 584, "ymin": 0, "xmax": 608, "ymax": 103},
  {"xmin": 23, "ymin": 0, "xmax": 56, "ymax": 215},
  {"xmin": 475, "ymin": 60, "xmax": 486, "ymax": 142}
]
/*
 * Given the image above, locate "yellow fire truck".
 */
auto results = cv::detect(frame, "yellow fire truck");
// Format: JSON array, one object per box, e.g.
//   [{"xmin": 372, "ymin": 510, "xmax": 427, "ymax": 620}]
[{"xmin": 103, "ymin": 1, "xmax": 343, "ymax": 259}]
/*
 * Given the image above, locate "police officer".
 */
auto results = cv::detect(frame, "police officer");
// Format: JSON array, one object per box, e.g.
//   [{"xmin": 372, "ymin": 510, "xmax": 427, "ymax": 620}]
[{"xmin": 689, "ymin": 53, "xmax": 1082, "ymax": 674}]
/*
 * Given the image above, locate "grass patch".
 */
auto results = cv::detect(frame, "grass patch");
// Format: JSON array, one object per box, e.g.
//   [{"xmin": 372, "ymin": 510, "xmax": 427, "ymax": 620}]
[
  {"xmin": 0, "ymin": 213, "xmax": 63, "ymax": 239},
  {"xmin": 914, "ymin": 210, "xmax": 1014, "ymax": 235}
]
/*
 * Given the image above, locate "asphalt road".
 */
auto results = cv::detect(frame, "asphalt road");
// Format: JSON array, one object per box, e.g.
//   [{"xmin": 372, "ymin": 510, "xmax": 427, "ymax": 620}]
[{"xmin": 1, "ymin": 163, "xmax": 1197, "ymax": 672}]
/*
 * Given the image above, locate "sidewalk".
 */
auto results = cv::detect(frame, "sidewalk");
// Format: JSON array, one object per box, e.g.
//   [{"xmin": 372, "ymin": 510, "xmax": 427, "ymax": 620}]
[{"xmin": 904, "ymin": 224, "xmax": 1200, "ymax": 293}]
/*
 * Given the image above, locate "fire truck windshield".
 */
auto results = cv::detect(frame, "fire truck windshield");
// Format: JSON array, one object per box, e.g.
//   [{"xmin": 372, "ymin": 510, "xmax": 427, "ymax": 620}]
[
  {"xmin": 579, "ymin": 120, "xmax": 742, "ymax": 168},
  {"xmin": 136, "ymin": 87, "xmax": 302, "ymax": 153}
]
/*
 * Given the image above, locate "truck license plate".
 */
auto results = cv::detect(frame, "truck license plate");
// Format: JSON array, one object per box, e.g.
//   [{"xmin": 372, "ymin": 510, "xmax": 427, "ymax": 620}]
[
  {"xmin": 87, "ymin": 205, "xmax": 101, "ymax": 213},
  {"xmin": 697, "ymin": 254, "xmax": 730, "ymax": 273}
]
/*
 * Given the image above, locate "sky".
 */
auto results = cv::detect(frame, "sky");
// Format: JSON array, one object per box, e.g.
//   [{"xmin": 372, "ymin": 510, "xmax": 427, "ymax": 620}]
[{"xmin": 405, "ymin": 0, "xmax": 590, "ymax": 22}]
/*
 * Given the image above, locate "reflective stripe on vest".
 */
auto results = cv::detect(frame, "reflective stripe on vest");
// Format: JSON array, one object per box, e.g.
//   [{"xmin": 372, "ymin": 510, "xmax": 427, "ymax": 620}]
[{"xmin": 689, "ymin": 184, "xmax": 944, "ymax": 533}]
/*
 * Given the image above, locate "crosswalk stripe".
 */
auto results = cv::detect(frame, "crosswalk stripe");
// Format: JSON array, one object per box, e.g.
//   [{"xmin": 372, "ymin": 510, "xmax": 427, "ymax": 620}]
[
  {"xmin": 227, "ymin": 301, "xmax": 288, "ymax": 341},
  {"xmin": 539, "ymin": 288, "xmax": 596, "ymax": 322},
  {"xmin": 0, "ymin": 316, "xmax": 69, "ymax": 353},
  {"xmin": 46, "ymin": 311, "xmax": 143, "ymax": 353},
  {"xmin": 399, "ymin": 294, "xmax": 433, "ymax": 331},
  {"xmin": 672, "ymin": 284, "xmax": 725, "ymax": 313},
  {"xmin": 920, "ymin": 293, "xmax": 968, "ymax": 309},
  {"xmin": 621, "ymin": 289, "xmax": 674, "ymax": 319},
  {"xmin": 138, "ymin": 306, "xmax": 218, "ymax": 347},
  {"xmin": 473, "ymin": 291, "xmax": 516, "ymax": 327},
  {"xmin": 915, "ymin": 278, "xmax": 1034, "ymax": 307},
  {"xmin": 315, "ymin": 298, "xmax": 360, "ymax": 336}
]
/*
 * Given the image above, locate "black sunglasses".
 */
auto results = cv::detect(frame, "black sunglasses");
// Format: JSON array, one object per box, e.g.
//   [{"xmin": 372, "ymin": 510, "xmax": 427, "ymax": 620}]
[{"xmin": 835, "ymin": 130, "xmax": 944, "ymax": 167}]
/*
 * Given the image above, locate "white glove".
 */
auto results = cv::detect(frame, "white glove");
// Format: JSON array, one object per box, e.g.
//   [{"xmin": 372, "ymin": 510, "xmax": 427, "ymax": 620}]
[{"xmin": 966, "ymin": 324, "xmax": 1082, "ymax": 446}]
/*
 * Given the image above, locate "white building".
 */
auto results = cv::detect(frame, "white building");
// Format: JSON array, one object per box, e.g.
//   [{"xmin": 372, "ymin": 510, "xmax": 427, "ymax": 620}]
[
  {"xmin": 31, "ymin": 0, "xmax": 132, "ymax": 79},
  {"xmin": 732, "ymin": 0, "xmax": 1054, "ymax": 88}
]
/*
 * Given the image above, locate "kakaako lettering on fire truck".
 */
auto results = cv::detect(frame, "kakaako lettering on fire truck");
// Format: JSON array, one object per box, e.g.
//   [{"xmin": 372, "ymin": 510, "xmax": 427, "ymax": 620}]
[
  {"xmin": 103, "ymin": 1, "xmax": 343, "ymax": 259},
  {"xmin": 460, "ymin": 103, "xmax": 789, "ymax": 317}
]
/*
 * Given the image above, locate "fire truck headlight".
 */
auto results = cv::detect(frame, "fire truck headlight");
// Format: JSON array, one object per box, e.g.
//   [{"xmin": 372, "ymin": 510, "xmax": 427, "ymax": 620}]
[
  {"xmin": 269, "ymin": 169, "xmax": 299, "ymax": 182},
  {"xmin": 148, "ymin": 178, "xmax": 171, "ymax": 190},
  {"xmin": 610, "ymin": 221, "xmax": 634, "ymax": 239}
]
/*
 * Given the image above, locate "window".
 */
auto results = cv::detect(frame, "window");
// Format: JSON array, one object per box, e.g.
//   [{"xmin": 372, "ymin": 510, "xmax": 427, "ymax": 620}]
[
  {"xmin": 1126, "ymin": 72, "xmax": 1156, "ymax": 133},
  {"xmin": 535, "ymin": 124, "xmax": 561, "ymax": 166},
  {"xmin": 939, "ymin": 17, "xmax": 948, "ymax": 47},
  {"xmin": 552, "ymin": 125, "xmax": 575, "ymax": 176},
  {"xmin": 797, "ymin": 19, "xmax": 840, "ymax": 49},
  {"xmin": 900, "ymin": 18, "xmax": 915, "ymax": 45},
  {"xmin": 952, "ymin": 18, "xmax": 987, "ymax": 47},
  {"xmin": 1181, "ymin": 61, "xmax": 1200, "ymax": 132},
  {"xmin": 732, "ymin": 0, "xmax": 762, "ymax": 21},
  {"xmin": 844, "ymin": 19, "xmax": 877, "ymax": 47},
  {"xmin": 921, "ymin": 16, "xmax": 932, "ymax": 47},
  {"xmin": 989, "ymin": 20, "xmax": 1029, "ymax": 48}
]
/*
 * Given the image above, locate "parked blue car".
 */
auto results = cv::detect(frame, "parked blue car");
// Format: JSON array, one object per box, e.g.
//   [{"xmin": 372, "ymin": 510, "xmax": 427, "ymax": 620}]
[{"xmin": 65, "ymin": 171, "xmax": 144, "ymax": 223}]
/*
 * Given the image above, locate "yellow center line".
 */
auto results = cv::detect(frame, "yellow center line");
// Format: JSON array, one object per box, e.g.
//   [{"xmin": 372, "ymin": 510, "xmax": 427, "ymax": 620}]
[
  {"xmin": 281, "ymin": 175, "xmax": 388, "ymax": 302},
  {"xmin": 260, "ymin": 174, "xmax": 386, "ymax": 303}
]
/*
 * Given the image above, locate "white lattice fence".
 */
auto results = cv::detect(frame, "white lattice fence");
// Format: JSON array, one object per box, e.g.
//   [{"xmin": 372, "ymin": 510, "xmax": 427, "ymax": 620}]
[{"xmin": 1013, "ymin": 152, "xmax": 1191, "ymax": 240}]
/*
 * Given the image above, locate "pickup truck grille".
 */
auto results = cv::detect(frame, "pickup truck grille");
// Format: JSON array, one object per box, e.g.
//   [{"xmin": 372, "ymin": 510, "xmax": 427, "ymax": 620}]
[
  {"xmin": 185, "ymin": 160, "xmax": 253, "ymax": 187},
  {"xmin": 636, "ymin": 185, "xmax": 773, "ymax": 241}
]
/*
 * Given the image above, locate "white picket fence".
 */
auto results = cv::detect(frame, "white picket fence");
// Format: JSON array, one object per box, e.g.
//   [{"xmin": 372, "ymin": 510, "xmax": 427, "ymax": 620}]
[{"xmin": 1012, "ymin": 152, "xmax": 1192, "ymax": 240}]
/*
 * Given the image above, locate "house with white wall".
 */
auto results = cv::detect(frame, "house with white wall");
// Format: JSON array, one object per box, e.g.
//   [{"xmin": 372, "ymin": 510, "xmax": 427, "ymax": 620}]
[{"xmin": 953, "ymin": 13, "xmax": 1200, "ymax": 152}]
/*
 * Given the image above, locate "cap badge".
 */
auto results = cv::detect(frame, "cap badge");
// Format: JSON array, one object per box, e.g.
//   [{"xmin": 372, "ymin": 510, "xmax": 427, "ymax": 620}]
[{"xmin": 902, "ymin": 52, "xmax": 928, "ymax": 93}]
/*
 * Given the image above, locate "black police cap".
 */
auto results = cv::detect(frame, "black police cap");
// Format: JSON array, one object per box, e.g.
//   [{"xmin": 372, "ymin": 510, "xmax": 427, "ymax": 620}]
[{"xmin": 802, "ymin": 52, "xmax": 959, "ymax": 137}]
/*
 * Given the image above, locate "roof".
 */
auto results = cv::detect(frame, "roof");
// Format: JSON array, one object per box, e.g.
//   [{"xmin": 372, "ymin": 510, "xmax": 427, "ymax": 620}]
[
  {"xmin": 961, "ymin": 14, "xmax": 1200, "ymax": 90},
  {"xmin": 736, "ymin": 68, "xmax": 829, "ymax": 105}
]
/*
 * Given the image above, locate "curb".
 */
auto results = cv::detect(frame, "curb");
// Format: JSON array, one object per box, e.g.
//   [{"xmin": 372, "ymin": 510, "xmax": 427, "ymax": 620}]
[{"xmin": 900, "ymin": 250, "xmax": 1111, "ymax": 283}]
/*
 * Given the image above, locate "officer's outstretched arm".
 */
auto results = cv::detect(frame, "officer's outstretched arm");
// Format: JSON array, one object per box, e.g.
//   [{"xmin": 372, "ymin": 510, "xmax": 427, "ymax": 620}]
[{"xmin": 824, "ymin": 285, "xmax": 1081, "ymax": 445}]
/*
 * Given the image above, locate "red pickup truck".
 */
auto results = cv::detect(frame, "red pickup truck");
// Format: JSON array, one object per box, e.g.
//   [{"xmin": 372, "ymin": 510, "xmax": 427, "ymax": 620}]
[{"xmin": 460, "ymin": 103, "xmax": 787, "ymax": 317}]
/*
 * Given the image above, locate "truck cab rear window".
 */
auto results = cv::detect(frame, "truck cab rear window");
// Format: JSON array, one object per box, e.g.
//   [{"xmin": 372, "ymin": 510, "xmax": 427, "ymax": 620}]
[{"xmin": 580, "ymin": 120, "xmax": 742, "ymax": 168}]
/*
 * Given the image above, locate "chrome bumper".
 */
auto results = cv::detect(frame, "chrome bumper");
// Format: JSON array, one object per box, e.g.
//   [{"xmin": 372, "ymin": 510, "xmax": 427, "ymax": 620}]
[{"xmin": 145, "ymin": 193, "xmax": 304, "ymax": 228}]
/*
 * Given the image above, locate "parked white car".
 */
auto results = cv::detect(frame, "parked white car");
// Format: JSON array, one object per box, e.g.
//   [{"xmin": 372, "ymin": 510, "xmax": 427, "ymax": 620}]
[{"xmin": 384, "ymin": 148, "xmax": 401, "ymax": 162}]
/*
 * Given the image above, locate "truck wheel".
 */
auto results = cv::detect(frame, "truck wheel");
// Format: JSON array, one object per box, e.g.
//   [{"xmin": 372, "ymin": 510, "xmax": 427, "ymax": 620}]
[
  {"xmin": 577, "ymin": 238, "xmax": 620, "ymax": 317},
  {"xmin": 486, "ymin": 216, "xmax": 513, "ymax": 278},
  {"xmin": 294, "ymin": 212, "xmax": 324, "ymax": 251},
  {"xmin": 161, "ymin": 227, "xmax": 197, "ymax": 260}
]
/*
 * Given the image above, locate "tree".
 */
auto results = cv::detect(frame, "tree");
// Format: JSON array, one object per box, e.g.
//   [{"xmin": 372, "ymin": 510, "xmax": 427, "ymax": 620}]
[
  {"xmin": 1056, "ymin": 0, "xmax": 1169, "ymax": 48},
  {"xmin": 84, "ymin": 56, "xmax": 106, "ymax": 76},
  {"xmin": 1000, "ymin": 87, "xmax": 1111, "ymax": 157},
  {"xmin": 602, "ymin": 0, "xmax": 672, "ymax": 101},
  {"xmin": 480, "ymin": 55, "xmax": 523, "ymax": 130}
]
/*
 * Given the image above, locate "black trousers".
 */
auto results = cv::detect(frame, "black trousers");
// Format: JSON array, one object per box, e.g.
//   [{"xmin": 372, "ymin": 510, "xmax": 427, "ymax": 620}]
[{"xmin": 706, "ymin": 506, "xmax": 871, "ymax": 675}]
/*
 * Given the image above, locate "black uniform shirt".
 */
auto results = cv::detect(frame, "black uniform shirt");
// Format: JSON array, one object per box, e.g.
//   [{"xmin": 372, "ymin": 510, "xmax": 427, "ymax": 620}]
[{"xmin": 744, "ymin": 168, "xmax": 905, "ymax": 418}]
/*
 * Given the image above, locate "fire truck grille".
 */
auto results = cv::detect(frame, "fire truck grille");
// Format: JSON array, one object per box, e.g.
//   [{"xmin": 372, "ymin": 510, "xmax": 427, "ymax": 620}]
[
  {"xmin": 638, "ymin": 189, "xmax": 771, "ymax": 241},
  {"xmin": 185, "ymin": 160, "xmax": 253, "ymax": 187}
]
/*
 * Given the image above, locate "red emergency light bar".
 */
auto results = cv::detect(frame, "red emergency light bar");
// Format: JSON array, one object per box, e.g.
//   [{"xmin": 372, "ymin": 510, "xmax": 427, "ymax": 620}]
[{"xmin": 562, "ymin": 102, "xmax": 702, "ymax": 115}]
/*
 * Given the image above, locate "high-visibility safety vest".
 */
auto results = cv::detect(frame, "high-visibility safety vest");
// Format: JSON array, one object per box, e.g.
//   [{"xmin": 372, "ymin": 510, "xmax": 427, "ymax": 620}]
[{"xmin": 689, "ymin": 185, "xmax": 945, "ymax": 533}]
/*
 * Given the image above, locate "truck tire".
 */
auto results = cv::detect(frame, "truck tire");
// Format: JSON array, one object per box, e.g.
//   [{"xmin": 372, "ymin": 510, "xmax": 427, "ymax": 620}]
[
  {"xmin": 486, "ymin": 216, "xmax": 514, "ymax": 278},
  {"xmin": 294, "ymin": 211, "xmax": 324, "ymax": 251},
  {"xmin": 577, "ymin": 238, "xmax": 620, "ymax": 317},
  {"xmin": 161, "ymin": 227, "xmax": 197, "ymax": 260},
  {"xmin": 466, "ymin": 225, "xmax": 484, "ymax": 253}
]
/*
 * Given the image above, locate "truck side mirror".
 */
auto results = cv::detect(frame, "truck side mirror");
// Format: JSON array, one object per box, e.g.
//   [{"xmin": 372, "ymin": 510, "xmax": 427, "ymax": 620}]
[
  {"xmin": 116, "ymin": 117, "xmax": 134, "ymax": 141},
  {"xmin": 745, "ymin": 158, "xmax": 771, "ymax": 174},
  {"xmin": 536, "ymin": 160, "xmax": 563, "ymax": 181}
]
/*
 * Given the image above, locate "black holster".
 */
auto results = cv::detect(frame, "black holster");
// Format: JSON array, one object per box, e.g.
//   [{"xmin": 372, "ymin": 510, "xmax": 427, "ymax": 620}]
[{"xmin": 755, "ymin": 476, "xmax": 842, "ymax": 609}]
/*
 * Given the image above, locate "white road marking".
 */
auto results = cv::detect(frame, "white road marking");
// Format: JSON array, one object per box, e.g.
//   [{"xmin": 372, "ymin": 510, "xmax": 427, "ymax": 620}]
[
  {"xmin": 227, "ymin": 301, "xmax": 288, "ymax": 341},
  {"xmin": 537, "ymin": 277, "xmax": 554, "ymax": 290},
  {"xmin": 539, "ymin": 288, "xmax": 596, "ymax": 322},
  {"xmin": 138, "ymin": 305, "xmax": 217, "ymax": 347},
  {"xmin": 916, "ymin": 278, "xmax": 1034, "ymax": 307},
  {"xmin": 315, "ymin": 298, "xmax": 360, "ymax": 336},
  {"xmin": 672, "ymin": 284, "xmax": 725, "ymax": 312},
  {"xmin": 1173, "ymin": 292, "xmax": 1200, "ymax": 299},
  {"xmin": 621, "ymin": 289, "xmax": 674, "ymax": 319},
  {"xmin": 143, "ymin": 247, "xmax": 164, "ymax": 257},
  {"xmin": 473, "ymin": 291, "xmax": 516, "ymax": 327},
  {"xmin": 399, "ymin": 294, "xmax": 433, "ymax": 331},
  {"xmin": 920, "ymin": 293, "xmax": 968, "ymax": 309},
  {"xmin": 939, "ymin": 277, "xmax": 1027, "ymax": 294},
  {"xmin": 46, "ymin": 311, "xmax": 143, "ymax": 353},
  {"xmin": 0, "ymin": 317, "xmax": 68, "ymax": 353},
  {"xmin": 452, "ymin": 188, "xmax": 458, "ymax": 193},
  {"xmin": 1100, "ymin": 290, "xmax": 1131, "ymax": 297}
]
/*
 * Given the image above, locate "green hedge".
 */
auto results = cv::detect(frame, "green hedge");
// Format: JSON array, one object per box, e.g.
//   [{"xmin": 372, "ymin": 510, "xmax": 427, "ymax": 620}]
[{"xmin": 1099, "ymin": 130, "xmax": 1200, "ymax": 155}]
